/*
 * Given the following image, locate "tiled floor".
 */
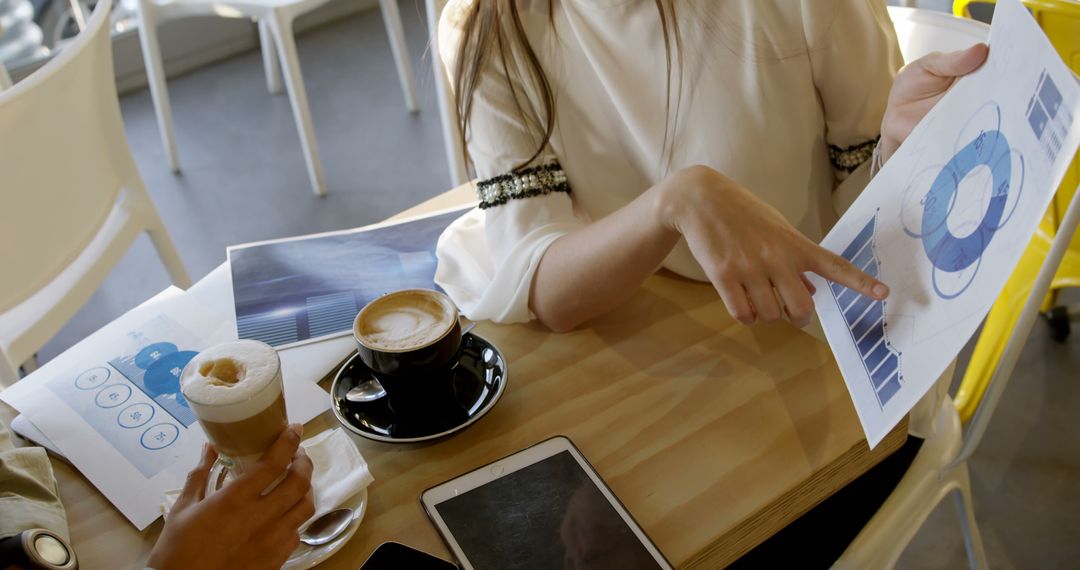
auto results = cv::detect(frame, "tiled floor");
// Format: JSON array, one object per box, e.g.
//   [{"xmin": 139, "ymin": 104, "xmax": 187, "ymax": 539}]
[{"xmin": 31, "ymin": 1, "xmax": 1080, "ymax": 568}]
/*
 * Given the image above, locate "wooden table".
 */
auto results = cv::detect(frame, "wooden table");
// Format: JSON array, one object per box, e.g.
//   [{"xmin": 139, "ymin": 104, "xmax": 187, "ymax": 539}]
[{"xmin": 0, "ymin": 186, "xmax": 906, "ymax": 569}]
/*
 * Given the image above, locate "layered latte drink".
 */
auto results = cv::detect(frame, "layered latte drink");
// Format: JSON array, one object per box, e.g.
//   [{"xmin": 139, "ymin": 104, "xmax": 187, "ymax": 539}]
[{"xmin": 180, "ymin": 340, "xmax": 287, "ymax": 472}]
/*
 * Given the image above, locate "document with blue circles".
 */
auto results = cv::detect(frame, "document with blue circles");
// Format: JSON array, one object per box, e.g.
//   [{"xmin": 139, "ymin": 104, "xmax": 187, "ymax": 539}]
[
  {"xmin": 810, "ymin": 0, "xmax": 1080, "ymax": 448},
  {"xmin": 0, "ymin": 288, "xmax": 328, "ymax": 528}
]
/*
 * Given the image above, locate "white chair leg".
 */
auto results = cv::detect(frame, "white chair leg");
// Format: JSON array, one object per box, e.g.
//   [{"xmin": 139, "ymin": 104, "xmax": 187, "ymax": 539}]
[
  {"xmin": 148, "ymin": 224, "xmax": 192, "ymax": 289},
  {"xmin": 141, "ymin": 194, "xmax": 192, "ymax": 288},
  {"xmin": 379, "ymin": 0, "xmax": 418, "ymax": 112},
  {"xmin": 0, "ymin": 63, "xmax": 12, "ymax": 90},
  {"xmin": 426, "ymin": 0, "xmax": 468, "ymax": 186},
  {"xmin": 951, "ymin": 471, "xmax": 989, "ymax": 570},
  {"xmin": 268, "ymin": 12, "xmax": 327, "ymax": 197},
  {"xmin": 136, "ymin": 0, "xmax": 182, "ymax": 173},
  {"xmin": 259, "ymin": 20, "xmax": 283, "ymax": 95}
]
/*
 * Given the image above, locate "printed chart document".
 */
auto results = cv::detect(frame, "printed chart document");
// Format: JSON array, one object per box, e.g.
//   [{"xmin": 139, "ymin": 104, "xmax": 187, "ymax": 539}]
[
  {"xmin": 810, "ymin": 0, "xmax": 1080, "ymax": 448},
  {"xmin": 0, "ymin": 288, "xmax": 328, "ymax": 528},
  {"xmin": 228, "ymin": 207, "xmax": 469, "ymax": 349}
]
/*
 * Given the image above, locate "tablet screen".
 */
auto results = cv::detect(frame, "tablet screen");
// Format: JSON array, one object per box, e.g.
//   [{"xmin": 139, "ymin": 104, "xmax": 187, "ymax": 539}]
[{"xmin": 434, "ymin": 450, "xmax": 663, "ymax": 569}]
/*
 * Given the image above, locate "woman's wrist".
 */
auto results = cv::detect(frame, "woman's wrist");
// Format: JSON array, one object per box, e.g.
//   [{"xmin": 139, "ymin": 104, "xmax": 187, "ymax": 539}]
[
  {"xmin": 878, "ymin": 110, "xmax": 900, "ymax": 166},
  {"xmin": 654, "ymin": 165, "xmax": 714, "ymax": 235}
]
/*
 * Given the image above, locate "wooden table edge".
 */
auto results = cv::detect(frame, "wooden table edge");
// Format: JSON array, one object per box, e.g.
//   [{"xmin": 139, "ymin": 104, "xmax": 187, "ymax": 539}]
[{"xmin": 682, "ymin": 418, "xmax": 910, "ymax": 568}]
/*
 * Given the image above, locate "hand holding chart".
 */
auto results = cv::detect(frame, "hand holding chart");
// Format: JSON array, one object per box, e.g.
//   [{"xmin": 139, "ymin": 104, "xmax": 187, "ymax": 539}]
[{"xmin": 811, "ymin": 0, "xmax": 1080, "ymax": 447}]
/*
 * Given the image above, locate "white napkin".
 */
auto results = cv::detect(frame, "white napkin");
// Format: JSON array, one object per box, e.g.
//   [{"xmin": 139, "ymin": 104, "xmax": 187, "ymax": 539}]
[
  {"xmin": 162, "ymin": 428, "xmax": 373, "ymax": 523},
  {"xmin": 300, "ymin": 428, "xmax": 373, "ymax": 523}
]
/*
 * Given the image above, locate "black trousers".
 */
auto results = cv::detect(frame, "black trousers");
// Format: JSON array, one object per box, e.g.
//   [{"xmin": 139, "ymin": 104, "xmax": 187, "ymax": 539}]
[{"xmin": 729, "ymin": 436, "xmax": 925, "ymax": 569}]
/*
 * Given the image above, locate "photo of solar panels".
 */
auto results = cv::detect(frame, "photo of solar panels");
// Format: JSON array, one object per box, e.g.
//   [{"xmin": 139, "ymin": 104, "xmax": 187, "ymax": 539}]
[{"xmin": 227, "ymin": 207, "xmax": 468, "ymax": 348}]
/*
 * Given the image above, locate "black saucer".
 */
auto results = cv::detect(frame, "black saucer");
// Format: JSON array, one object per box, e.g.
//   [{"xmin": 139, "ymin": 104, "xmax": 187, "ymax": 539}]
[{"xmin": 330, "ymin": 333, "xmax": 507, "ymax": 443}]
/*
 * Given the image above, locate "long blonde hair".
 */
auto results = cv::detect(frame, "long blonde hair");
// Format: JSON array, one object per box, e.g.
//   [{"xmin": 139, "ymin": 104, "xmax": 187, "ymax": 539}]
[{"xmin": 452, "ymin": 0, "xmax": 683, "ymax": 173}]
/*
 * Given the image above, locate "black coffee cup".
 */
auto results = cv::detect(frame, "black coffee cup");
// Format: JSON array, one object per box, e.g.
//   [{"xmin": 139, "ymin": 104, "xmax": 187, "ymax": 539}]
[{"xmin": 353, "ymin": 289, "xmax": 463, "ymax": 408}]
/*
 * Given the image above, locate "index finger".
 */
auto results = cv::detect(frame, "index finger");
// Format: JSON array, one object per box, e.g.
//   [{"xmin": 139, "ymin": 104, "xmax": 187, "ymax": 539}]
[
  {"xmin": 808, "ymin": 247, "xmax": 889, "ymax": 301},
  {"xmin": 234, "ymin": 424, "xmax": 303, "ymax": 495},
  {"xmin": 174, "ymin": 443, "xmax": 218, "ymax": 512}
]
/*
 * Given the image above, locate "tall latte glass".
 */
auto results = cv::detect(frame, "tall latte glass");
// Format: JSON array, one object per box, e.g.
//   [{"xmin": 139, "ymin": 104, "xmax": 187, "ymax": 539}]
[{"xmin": 180, "ymin": 340, "xmax": 287, "ymax": 478}]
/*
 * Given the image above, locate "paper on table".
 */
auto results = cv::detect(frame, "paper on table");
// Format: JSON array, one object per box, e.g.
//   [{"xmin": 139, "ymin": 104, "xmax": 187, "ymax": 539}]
[
  {"xmin": 809, "ymin": 0, "xmax": 1080, "ymax": 448},
  {"xmin": 0, "ymin": 287, "xmax": 329, "ymax": 529},
  {"xmin": 227, "ymin": 206, "xmax": 470, "ymax": 349}
]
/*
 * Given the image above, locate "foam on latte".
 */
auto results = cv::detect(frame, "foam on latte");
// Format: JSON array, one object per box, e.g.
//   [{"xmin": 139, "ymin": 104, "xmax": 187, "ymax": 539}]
[
  {"xmin": 180, "ymin": 340, "xmax": 282, "ymax": 423},
  {"xmin": 355, "ymin": 290, "xmax": 456, "ymax": 351}
]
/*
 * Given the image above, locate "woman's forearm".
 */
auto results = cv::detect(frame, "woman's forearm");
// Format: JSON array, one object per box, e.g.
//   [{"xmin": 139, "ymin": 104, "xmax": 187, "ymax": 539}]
[
  {"xmin": 529, "ymin": 179, "xmax": 682, "ymax": 332},
  {"xmin": 528, "ymin": 164, "xmax": 890, "ymax": 332}
]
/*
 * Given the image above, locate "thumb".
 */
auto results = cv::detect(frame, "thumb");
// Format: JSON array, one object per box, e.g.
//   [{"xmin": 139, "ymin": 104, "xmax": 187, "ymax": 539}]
[{"xmin": 919, "ymin": 43, "xmax": 989, "ymax": 79}]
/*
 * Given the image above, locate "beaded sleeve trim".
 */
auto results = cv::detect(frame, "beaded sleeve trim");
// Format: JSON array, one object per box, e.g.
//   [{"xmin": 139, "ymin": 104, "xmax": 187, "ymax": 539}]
[
  {"xmin": 828, "ymin": 137, "xmax": 879, "ymax": 173},
  {"xmin": 476, "ymin": 162, "xmax": 571, "ymax": 209}
]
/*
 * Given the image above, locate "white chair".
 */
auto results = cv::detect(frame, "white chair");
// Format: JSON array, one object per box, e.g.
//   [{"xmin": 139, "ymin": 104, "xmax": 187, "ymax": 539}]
[
  {"xmin": 137, "ymin": 0, "xmax": 419, "ymax": 197},
  {"xmin": 835, "ymin": 8, "xmax": 1073, "ymax": 569},
  {"xmin": 426, "ymin": 0, "xmax": 467, "ymax": 186},
  {"xmin": 0, "ymin": 0, "xmax": 191, "ymax": 386}
]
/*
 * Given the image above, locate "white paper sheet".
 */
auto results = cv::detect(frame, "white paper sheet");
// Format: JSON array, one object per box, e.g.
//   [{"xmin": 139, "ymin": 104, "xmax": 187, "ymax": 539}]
[
  {"xmin": 227, "ymin": 206, "xmax": 470, "ymax": 349},
  {"xmin": 810, "ymin": 0, "xmax": 1080, "ymax": 448},
  {"xmin": 0, "ymin": 287, "xmax": 329, "ymax": 529}
]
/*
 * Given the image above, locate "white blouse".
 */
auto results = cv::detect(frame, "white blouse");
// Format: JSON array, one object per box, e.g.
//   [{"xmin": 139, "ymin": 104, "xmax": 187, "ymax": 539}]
[
  {"xmin": 435, "ymin": 0, "xmax": 948, "ymax": 440},
  {"xmin": 435, "ymin": 0, "xmax": 902, "ymax": 323}
]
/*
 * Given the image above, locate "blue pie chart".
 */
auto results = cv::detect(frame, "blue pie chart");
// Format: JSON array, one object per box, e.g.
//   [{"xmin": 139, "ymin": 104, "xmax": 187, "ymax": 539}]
[{"xmin": 921, "ymin": 129, "xmax": 1012, "ymax": 274}]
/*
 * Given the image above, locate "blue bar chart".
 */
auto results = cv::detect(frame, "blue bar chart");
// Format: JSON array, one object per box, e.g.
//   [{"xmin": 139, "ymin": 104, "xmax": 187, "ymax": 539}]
[{"xmin": 829, "ymin": 216, "xmax": 904, "ymax": 408}]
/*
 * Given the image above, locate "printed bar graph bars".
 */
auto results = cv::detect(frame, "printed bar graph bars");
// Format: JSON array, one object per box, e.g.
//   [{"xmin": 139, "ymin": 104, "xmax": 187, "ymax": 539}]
[{"xmin": 829, "ymin": 216, "xmax": 904, "ymax": 408}]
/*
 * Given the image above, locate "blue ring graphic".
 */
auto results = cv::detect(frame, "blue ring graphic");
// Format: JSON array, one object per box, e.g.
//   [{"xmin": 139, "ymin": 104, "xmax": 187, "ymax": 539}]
[
  {"xmin": 94, "ymin": 384, "xmax": 132, "ymax": 409},
  {"xmin": 922, "ymin": 130, "xmax": 1011, "ymax": 273},
  {"xmin": 933, "ymin": 242, "xmax": 983, "ymax": 300},
  {"xmin": 75, "ymin": 367, "xmax": 111, "ymax": 390},
  {"xmin": 117, "ymin": 403, "xmax": 155, "ymax": 429},
  {"xmin": 140, "ymin": 423, "xmax": 179, "ymax": 451}
]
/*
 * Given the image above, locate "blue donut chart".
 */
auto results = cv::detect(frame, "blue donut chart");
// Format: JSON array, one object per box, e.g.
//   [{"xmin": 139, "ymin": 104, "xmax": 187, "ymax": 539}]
[{"xmin": 921, "ymin": 129, "xmax": 1012, "ymax": 274}]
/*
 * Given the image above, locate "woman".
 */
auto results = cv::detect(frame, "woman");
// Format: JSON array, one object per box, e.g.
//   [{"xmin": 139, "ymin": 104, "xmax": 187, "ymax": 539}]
[
  {"xmin": 434, "ymin": 0, "xmax": 986, "ymax": 331},
  {"xmin": 433, "ymin": 0, "xmax": 986, "ymax": 564}
]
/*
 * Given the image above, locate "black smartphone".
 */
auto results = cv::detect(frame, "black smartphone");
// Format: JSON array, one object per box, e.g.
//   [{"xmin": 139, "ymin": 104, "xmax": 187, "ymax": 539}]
[{"xmin": 359, "ymin": 542, "xmax": 458, "ymax": 570}]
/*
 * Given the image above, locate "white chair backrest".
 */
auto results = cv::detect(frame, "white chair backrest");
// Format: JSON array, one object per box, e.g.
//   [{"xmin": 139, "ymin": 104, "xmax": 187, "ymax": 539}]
[
  {"xmin": 0, "ymin": 1, "xmax": 137, "ymax": 313},
  {"xmin": 888, "ymin": 6, "xmax": 990, "ymax": 64}
]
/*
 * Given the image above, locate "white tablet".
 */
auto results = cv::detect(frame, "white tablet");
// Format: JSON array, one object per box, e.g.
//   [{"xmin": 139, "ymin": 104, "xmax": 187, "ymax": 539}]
[{"xmin": 421, "ymin": 436, "xmax": 672, "ymax": 570}]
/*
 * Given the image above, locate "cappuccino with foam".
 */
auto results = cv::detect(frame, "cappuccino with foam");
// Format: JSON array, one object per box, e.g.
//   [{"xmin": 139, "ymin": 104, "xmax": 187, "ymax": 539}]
[
  {"xmin": 180, "ymin": 340, "xmax": 286, "ymax": 471},
  {"xmin": 355, "ymin": 289, "xmax": 457, "ymax": 352}
]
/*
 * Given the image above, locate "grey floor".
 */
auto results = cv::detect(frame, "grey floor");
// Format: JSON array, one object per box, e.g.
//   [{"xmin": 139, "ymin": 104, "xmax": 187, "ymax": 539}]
[{"xmin": 34, "ymin": 1, "xmax": 1079, "ymax": 568}]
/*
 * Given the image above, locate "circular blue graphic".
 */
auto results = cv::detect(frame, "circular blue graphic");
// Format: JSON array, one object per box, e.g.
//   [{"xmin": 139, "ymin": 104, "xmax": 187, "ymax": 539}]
[
  {"xmin": 94, "ymin": 384, "xmax": 132, "ymax": 409},
  {"xmin": 143, "ymin": 350, "xmax": 198, "ymax": 406},
  {"xmin": 140, "ymin": 423, "xmax": 179, "ymax": 450},
  {"xmin": 117, "ymin": 403, "xmax": 155, "ymax": 429},
  {"xmin": 135, "ymin": 342, "xmax": 178, "ymax": 369},
  {"xmin": 933, "ymin": 241, "xmax": 983, "ymax": 300},
  {"xmin": 921, "ymin": 129, "xmax": 1011, "ymax": 274},
  {"xmin": 75, "ymin": 367, "xmax": 110, "ymax": 390}
]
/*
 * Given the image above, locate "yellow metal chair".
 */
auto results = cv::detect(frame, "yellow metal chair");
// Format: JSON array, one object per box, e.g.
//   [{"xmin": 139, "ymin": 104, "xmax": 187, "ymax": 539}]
[{"xmin": 952, "ymin": 0, "xmax": 1080, "ymax": 422}]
